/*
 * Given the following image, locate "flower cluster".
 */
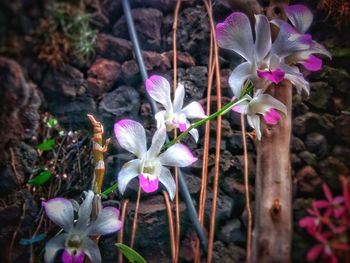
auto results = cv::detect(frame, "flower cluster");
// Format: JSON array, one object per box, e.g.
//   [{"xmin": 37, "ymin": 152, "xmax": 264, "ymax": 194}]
[
  {"xmin": 299, "ymin": 177, "xmax": 350, "ymax": 263},
  {"xmin": 215, "ymin": 4, "xmax": 330, "ymax": 139},
  {"xmin": 43, "ymin": 191, "xmax": 122, "ymax": 263}
]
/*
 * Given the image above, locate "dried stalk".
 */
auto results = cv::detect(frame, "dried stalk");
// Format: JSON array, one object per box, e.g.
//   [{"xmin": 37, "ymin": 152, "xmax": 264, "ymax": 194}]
[
  {"xmin": 203, "ymin": 1, "xmax": 222, "ymax": 262},
  {"xmin": 163, "ymin": 191, "xmax": 176, "ymax": 263},
  {"xmin": 241, "ymin": 115, "xmax": 252, "ymax": 262},
  {"xmin": 130, "ymin": 186, "xmax": 141, "ymax": 248},
  {"xmin": 251, "ymin": 81, "xmax": 292, "ymax": 263},
  {"xmin": 118, "ymin": 199, "xmax": 129, "ymax": 263}
]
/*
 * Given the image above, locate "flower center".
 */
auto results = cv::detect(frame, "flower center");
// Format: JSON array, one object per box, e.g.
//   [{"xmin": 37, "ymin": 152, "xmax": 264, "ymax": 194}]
[{"xmin": 66, "ymin": 234, "xmax": 82, "ymax": 251}]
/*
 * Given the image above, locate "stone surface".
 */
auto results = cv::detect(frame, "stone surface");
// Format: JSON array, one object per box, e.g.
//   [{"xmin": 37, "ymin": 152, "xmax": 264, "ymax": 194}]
[
  {"xmin": 212, "ymin": 241, "xmax": 246, "ymax": 263},
  {"xmin": 205, "ymin": 190, "xmax": 233, "ymax": 223},
  {"xmin": 113, "ymin": 8, "xmax": 163, "ymax": 51},
  {"xmin": 305, "ymin": 133, "xmax": 328, "ymax": 157},
  {"xmin": 96, "ymin": 34, "xmax": 133, "ymax": 62},
  {"xmin": 218, "ymin": 219, "xmax": 245, "ymax": 244},
  {"xmin": 295, "ymin": 166, "xmax": 323, "ymax": 195},
  {"xmin": 307, "ymin": 81, "xmax": 332, "ymax": 110},
  {"xmin": 87, "ymin": 58, "xmax": 121, "ymax": 96}
]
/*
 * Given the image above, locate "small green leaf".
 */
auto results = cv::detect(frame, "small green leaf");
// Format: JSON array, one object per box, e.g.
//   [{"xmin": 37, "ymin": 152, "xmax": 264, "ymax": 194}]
[
  {"xmin": 100, "ymin": 183, "xmax": 118, "ymax": 199},
  {"xmin": 28, "ymin": 170, "xmax": 52, "ymax": 185},
  {"xmin": 115, "ymin": 243, "xmax": 147, "ymax": 263},
  {"xmin": 47, "ymin": 118, "xmax": 58, "ymax": 128},
  {"xmin": 38, "ymin": 139, "xmax": 55, "ymax": 151}
]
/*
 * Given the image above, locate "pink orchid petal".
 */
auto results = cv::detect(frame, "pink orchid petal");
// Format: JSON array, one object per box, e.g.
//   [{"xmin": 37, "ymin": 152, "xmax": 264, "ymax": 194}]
[
  {"xmin": 299, "ymin": 216, "xmax": 316, "ymax": 228},
  {"xmin": 263, "ymin": 108, "xmax": 281, "ymax": 125},
  {"xmin": 332, "ymin": 242, "xmax": 350, "ymax": 250},
  {"xmin": 145, "ymin": 75, "xmax": 172, "ymax": 111},
  {"xmin": 333, "ymin": 196, "xmax": 344, "ymax": 205},
  {"xmin": 62, "ymin": 250, "xmax": 85, "ymax": 263},
  {"xmin": 322, "ymin": 184, "xmax": 333, "ymax": 202},
  {"xmin": 257, "ymin": 68, "xmax": 285, "ymax": 84},
  {"xmin": 334, "ymin": 207, "xmax": 346, "ymax": 219},
  {"xmin": 314, "ymin": 200, "xmax": 330, "ymax": 209},
  {"xmin": 139, "ymin": 174, "xmax": 159, "ymax": 193},
  {"xmin": 307, "ymin": 244, "xmax": 324, "ymax": 262},
  {"xmin": 302, "ymin": 55, "xmax": 322, "ymax": 71}
]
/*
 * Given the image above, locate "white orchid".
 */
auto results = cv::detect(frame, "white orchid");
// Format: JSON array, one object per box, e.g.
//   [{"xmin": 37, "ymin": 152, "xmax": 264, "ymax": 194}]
[
  {"xmin": 233, "ymin": 93, "xmax": 287, "ymax": 140},
  {"xmin": 43, "ymin": 191, "xmax": 122, "ymax": 263},
  {"xmin": 216, "ymin": 12, "xmax": 312, "ymax": 97},
  {"xmin": 274, "ymin": 4, "xmax": 332, "ymax": 71},
  {"xmin": 114, "ymin": 119, "xmax": 198, "ymax": 199},
  {"xmin": 145, "ymin": 75, "xmax": 207, "ymax": 142}
]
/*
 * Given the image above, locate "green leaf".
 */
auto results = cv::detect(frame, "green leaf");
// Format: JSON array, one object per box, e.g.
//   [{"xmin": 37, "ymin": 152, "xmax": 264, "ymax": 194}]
[
  {"xmin": 115, "ymin": 243, "xmax": 147, "ymax": 263},
  {"xmin": 28, "ymin": 170, "xmax": 52, "ymax": 185},
  {"xmin": 100, "ymin": 183, "xmax": 118, "ymax": 199},
  {"xmin": 47, "ymin": 118, "xmax": 58, "ymax": 128},
  {"xmin": 38, "ymin": 139, "xmax": 55, "ymax": 151}
]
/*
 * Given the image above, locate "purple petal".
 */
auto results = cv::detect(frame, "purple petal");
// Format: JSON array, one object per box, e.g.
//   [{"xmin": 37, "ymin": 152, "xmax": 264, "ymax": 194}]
[
  {"xmin": 254, "ymin": 15, "xmax": 272, "ymax": 60},
  {"xmin": 114, "ymin": 119, "xmax": 147, "ymax": 158},
  {"xmin": 62, "ymin": 250, "xmax": 85, "ymax": 263},
  {"xmin": 44, "ymin": 234, "xmax": 68, "ymax": 263},
  {"xmin": 87, "ymin": 207, "xmax": 123, "ymax": 235},
  {"xmin": 306, "ymin": 244, "xmax": 323, "ymax": 262},
  {"xmin": 145, "ymin": 75, "xmax": 172, "ymax": 111},
  {"xmin": 158, "ymin": 143, "xmax": 198, "ymax": 167},
  {"xmin": 302, "ymin": 54, "xmax": 322, "ymax": 71},
  {"xmin": 263, "ymin": 108, "xmax": 281, "ymax": 125},
  {"xmin": 257, "ymin": 68, "xmax": 285, "ymax": 84},
  {"xmin": 139, "ymin": 173, "xmax": 159, "ymax": 193},
  {"xmin": 216, "ymin": 12, "xmax": 254, "ymax": 62},
  {"xmin": 314, "ymin": 200, "xmax": 330, "ymax": 209},
  {"xmin": 284, "ymin": 4, "xmax": 313, "ymax": 34},
  {"xmin": 42, "ymin": 198, "xmax": 74, "ymax": 232},
  {"xmin": 299, "ymin": 216, "xmax": 316, "ymax": 228}
]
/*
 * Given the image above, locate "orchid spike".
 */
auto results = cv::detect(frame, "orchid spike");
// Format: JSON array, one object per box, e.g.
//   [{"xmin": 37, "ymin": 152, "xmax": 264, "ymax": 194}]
[
  {"xmin": 276, "ymin": 4, "xmax": 332, "ymax": 72},
  {"xmin": 145, "ymin": 75, "xmax": 207, "ymax": 142},
  {"xmin": 216, "ymin": 12, "xmax": 311, "ymax": 97},
  {"xmin": 232, "ymin": 93, "xmax": 287, "ymax": 140},
  {"xmin": 114, "ymin": 119, "xmax": 198, "ymax": 199},
  {"xmin": 43, "ymin": 191, "xmax": 122, "ymax": 263}
]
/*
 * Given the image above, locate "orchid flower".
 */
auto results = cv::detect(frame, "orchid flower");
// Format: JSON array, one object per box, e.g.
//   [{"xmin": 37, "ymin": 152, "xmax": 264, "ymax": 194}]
[
  {"xmin": 43, "ymin": 191, "xmax": 122, "ymax": 263},
  {"xmin": 280, "ymin": 4, "xmax": 332, "ymax": 71},
  {"xmin": 216, "ymin": 12, "xmax": 311, "ymax": 97},
  {"xmin": 314, "ymin": 183, "xmax": 345, "ymax": 218},
  {"xmin": 145, "ymin": 75, "xmax": 207, "ymax": 142},
  {"xmin": 114, "ymin": 119, "xmax": 197, "ymax": 199},
  {"xmin": 232, "ymin": 93, "xmax": 287, "ymax": 140}
]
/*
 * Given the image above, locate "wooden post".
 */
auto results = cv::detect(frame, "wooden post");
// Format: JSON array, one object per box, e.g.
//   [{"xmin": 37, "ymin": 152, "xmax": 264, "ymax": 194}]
[{"xmin": 251, "ymin": 80, "xmax": 292, "ymax": 263}]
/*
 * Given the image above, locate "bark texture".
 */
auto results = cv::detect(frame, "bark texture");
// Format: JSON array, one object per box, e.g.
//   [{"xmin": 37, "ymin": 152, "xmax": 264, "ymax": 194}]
[{"xmin": 251, "ymin": 80, "xmax": 292, "ymax": 263}]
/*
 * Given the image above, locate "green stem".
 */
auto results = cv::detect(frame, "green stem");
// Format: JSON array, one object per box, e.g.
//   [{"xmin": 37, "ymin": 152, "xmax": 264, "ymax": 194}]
[{"xmin": 162, "ymin": 83, "xmax": 253, "ymax": 150}]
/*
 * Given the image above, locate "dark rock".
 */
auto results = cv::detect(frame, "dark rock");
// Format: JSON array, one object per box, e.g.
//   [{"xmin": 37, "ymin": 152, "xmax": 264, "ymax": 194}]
[
  {"xmin": 221, "ymin": 177, "xmax": 246, "ymax": 197},
  {"xmin": 305, "ymin": 133, "xmax": 328, "ymax": 157},
  {"xmin": 47, "ymin": 95, "xmax": 96, "ymax": 128},
  {"xmin": 87, "ymin": 58, "xmax": 121, "ymax": 96},
  {"xmin": 113, "ymin": 8, "xmax": 163, "ymax": 51},
  {"xmin": 295, "ymin": 166, "xmax": 322, "ymax": 195},
  {"xmin": 218, "ymin": 219, "xmax": 245, "ymax": 244},
  {"xmin": 293, "ymin": 112, "xmax": 334, "ymax": 137},
  {"xmin": 291, "ymin": 136, "xmax": 306, "ymax": 153},
  {"xmin": 335, "ymin": 114, "xmax": 350, "ymax": 145},
  {"xmin": 183, "ymin": 172, "xmax": 201, "ymax": 194},
  {"xmin": 0, "ymin": 165, "xmax": 18, "ymax": 196},
  {"xmin": 41, "ymin": 64, "xmax": 87, "ymax": 99},
  {"xmin": 14, "ymin": 142, "xmax": 38, "ymax": 181},
  {"xmin": 332, "ymin": 145, "xmax": 350, "ymax": 167},
  {"xmin": 292, "ymin": 93, "xmax": 310, "ymax": 116},
  {"xmin": 291, "ymin": 153, "xmax": 303, "ymax": 169},
  {"xmin": 299, "ymin": 151, "xmax": 317, "ymax": 167},
  {"xmin": 99, "ymin": 85, "xmax": 141, "ymax": 133},
  {"xmin": 326, "ymin": 66, "xmax": 349, "ymax": 93},
  {"xmin": 319, "ymin": 157, "xmax": 350, "ymax": 190},
  {"xmin": 100, "ymin": 0, "xmax": 122, "ymax": 23},
  {"xmin": 212, "ymin": 241, "xmax": 246, "ymax": 263},
  {"xmin": 96, "ymin": 34, "xmax": 133, "ymax": 62},
  {"xmin": 121, "ymin": 51, "xmax": 171, "ymax": 85},
  {"xmin": 205, "ymin": 190, "xmax": 233, "ymax": 223},
  {"xmin": 213, "ymin": 0, "xmax": 263, "ymax": 21},
  {"xmin": 307, "ymin": 81, "xmax": 332, "ymax": 110},
  {"xmin": 220, "ymin": 68, "xmax": 232, "ymax": 96}
]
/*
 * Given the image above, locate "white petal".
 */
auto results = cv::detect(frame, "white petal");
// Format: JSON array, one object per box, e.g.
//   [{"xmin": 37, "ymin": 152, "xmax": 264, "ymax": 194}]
[
  {"xmin": 145, "ymin": 75, "xmax": 172, "ymax": 111},
  {"xmin": 280, "ymin": 63, "xmax": 310, "ymax": 95},
  {"xmin": 87, "ymin": 207, "xmax": 123, "ymax": 235},
  {"xmin": 44, "ymin": 234, "xmax": 67, "ymax": 263},
  {"xmin": 250, "ymin": 94, "xmax": 287, "ymax": 116},
  {"xmin": 271, "ymin": 22, "xmax": 311, "ymax": 59},
  {"xmin": 158, "ymin": 143, "xmax": 197, "ymax": 167},
  {"xmin": 216, "ymin": 12, "xmax": 255, "ymax": 62},
  {"xmin": 159, "ymin": 167, "xmax": 176, "ymax": 200},
  {"xmin": 189, "ymin": 128, "xmax": 199, "ymax": 143},
  {"xmin": 76, "ymin": 191, "xmax": 94, "ymax": 231},
  {"xmin": 247, "ymin": 115, "xmax": 262, "ymax": 140},
  {"xmin": 254, "ymin": 15, "xmax": 272, "ymax": 61},
  {"xmin": 81, "ymin": 237, "xmax": 102, "ymax": 263},
  {"xmin": 173, "ymin": 84, "xmax": 185, "ymax": 112},
  {"xmin": 228, "ymin": 62, "xmax": 253, "ymax": 98},
  {"xmin": 114, "ymin": 119, "xmax": 147, "ymax": 158},
  {"xmin": 147, "ymin": 126, "xmax": 166, "ymax": 160},
  {"xmin": 42, "ymin": 198, "xmax": 74, "ymax": 232},
  {"xmin": 155, "ymin": 110, "xmax": 167, "ymax": 129},
  {"xmin": 181, "ymin": 101, "xmax": 207, "ymax": 119},
  {"xmin": 232, "ymin": 98, "xmax": 250, "ymax": 115},
  {"xmin": 309, "ymin": 40, "xmax": 332, "ymax": 59},
  {"xmin": 118, "ymin": 159, "xmax": 141, "ymax": 195},
  {"xmin": 284, "ymin": 4, "xmax": 313, "ymax": 34}
]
